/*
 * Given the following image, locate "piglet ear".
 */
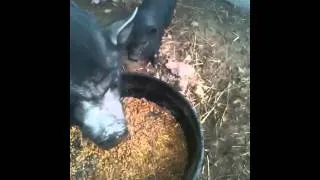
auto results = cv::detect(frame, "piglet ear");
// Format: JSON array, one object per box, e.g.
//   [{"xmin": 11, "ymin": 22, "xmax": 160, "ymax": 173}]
[{"xmin": 105, "ymin": 7, "xmax": 138, "ymax": 46}]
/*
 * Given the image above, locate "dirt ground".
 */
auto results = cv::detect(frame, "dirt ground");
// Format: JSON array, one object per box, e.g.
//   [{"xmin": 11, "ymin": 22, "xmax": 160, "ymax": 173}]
[{"xmin": 73, "ymin": 0, "xmax": 250, "ymax": 179}]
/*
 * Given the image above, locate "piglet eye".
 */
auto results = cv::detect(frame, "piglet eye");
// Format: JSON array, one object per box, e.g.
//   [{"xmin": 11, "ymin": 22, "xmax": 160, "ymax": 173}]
[{"xmin": 148, "ymin": 28, "xmax": 157, "ymax": 34}]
